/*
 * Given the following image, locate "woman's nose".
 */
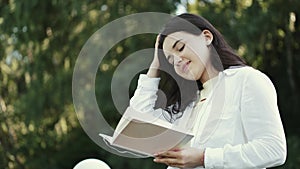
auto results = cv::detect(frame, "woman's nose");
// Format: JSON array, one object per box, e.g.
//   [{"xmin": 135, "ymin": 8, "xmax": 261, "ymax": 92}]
[{"xmin": 174, "ymin": 55, "xmax": 183, "ymax": 65}]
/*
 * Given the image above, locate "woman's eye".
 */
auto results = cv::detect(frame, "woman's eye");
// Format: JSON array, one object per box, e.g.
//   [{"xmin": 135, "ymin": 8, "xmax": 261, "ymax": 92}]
[{"xmin": 178, "ymin": 44, "xmax": 185, "ymax": 52}]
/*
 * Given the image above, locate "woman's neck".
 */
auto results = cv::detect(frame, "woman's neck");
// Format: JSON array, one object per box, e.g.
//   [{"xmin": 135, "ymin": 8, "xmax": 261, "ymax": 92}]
[{"xmin": 200, "ymin": 64, "xmax": 219, "ymax": 84}]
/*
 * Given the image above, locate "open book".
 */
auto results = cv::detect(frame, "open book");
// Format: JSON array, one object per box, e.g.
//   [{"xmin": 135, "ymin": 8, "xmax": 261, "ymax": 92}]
[{"xmin": 99, "ymin": 107, "xmax": 194, "ymax": 157}]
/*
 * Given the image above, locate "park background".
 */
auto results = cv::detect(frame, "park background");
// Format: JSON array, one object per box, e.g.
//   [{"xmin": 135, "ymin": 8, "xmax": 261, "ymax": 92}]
[{"xmin": 0, "ymin": 0, "xmax": 299, "ymax": 168}]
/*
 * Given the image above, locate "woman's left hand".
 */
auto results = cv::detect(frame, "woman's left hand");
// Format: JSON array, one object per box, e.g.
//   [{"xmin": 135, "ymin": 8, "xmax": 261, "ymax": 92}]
[{"xmin": 153, "ymin": 147, "xmax": 205, "ymax": 168}]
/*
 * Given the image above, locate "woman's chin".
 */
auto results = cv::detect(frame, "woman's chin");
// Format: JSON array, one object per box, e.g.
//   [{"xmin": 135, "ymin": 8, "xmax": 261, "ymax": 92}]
[{"xmin": 181, "ymin": 74, "xmax": 199, "ymax": 81}]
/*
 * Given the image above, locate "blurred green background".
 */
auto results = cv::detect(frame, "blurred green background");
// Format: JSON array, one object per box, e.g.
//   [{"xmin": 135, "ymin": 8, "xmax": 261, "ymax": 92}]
[{"xmin": 0, "ymin": 0, "xmax": 299, "ymax": 168}]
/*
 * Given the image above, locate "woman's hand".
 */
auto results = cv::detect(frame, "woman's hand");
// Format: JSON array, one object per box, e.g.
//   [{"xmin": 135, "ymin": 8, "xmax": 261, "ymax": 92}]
[
  {"xmin": 153, "ymin": 147, "xmax": 205, "ymax": 168},
  {"xmin": 147, "ymin": 34, "xmax": 161, "ymax": 78}
]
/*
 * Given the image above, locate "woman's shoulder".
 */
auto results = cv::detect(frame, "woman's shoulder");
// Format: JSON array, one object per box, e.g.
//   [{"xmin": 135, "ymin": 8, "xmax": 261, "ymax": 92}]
[
  {"xmin": 224, "ymin": 66, "xmax": 275, "ymax": 89},
  {"xmin": 223, "ymin": 66, "xmax": 267, "ymax": 78}
]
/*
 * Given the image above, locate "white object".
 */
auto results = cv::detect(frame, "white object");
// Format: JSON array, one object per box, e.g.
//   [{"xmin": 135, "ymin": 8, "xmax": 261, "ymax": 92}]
[
  {"xmin": 73, "ymin": 159, "xmax": 111, "ymax": 169},
  {"xmin": 130, "ymin": 67, "xmax": 286, "ymax": 169},
  {"xmin": 99, "ymin": 106, "xmax": 194, "ymax": 157}
]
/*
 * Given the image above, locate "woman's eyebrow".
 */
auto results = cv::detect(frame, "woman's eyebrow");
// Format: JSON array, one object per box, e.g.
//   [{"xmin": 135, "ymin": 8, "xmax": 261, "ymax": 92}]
[{"xmin": 172, "ymin": 39, "xmax": 182, "ymax": 49}]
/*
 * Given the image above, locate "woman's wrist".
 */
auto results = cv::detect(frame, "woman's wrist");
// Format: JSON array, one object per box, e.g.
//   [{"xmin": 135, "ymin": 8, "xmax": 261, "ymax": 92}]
[
  {"xmin": 199, "ymin": 149, "xmax": 205, "ymax": 167},
  {"xmin": 202, "ymin": 149, "xmax": 206, "ymax": 167},
  {"xmin": 147, "ymin": 64, "xmax": 160, "ymax": 78}
]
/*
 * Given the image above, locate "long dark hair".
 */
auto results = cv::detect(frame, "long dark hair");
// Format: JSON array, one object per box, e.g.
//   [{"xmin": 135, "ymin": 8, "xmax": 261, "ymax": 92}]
[{"xmin": 156, "ymin": 13, "xmax": 247, "ymax": 122}]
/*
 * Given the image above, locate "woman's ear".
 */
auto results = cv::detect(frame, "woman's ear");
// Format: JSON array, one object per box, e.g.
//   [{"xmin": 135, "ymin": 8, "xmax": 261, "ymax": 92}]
[{"xmin": 202, "ymin": 29, "xmax": 213, "ymax": 45}]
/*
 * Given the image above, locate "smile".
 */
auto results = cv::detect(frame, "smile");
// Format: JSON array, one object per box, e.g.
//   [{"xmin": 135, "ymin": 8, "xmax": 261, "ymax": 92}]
[{"xmin": 182, "ymin": 61, "xmax": 191, "ymax": 73}]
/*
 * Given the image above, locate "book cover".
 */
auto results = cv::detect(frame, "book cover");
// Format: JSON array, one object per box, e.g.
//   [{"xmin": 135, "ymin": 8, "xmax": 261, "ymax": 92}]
[{"xmin": 99, "ymin": 107, "xmax": 194, "ymax": 157}]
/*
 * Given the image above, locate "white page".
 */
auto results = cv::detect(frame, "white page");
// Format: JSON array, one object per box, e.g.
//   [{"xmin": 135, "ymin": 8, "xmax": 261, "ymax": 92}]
[{"xmin": 100, "ymin": 107, "xmax": 194, "ymax": 156}]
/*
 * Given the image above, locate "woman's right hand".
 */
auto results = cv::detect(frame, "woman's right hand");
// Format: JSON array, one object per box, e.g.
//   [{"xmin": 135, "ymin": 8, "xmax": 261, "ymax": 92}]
[{"xmin": 147, "ymin": 34, "xmax": 161, "ymax": 77}]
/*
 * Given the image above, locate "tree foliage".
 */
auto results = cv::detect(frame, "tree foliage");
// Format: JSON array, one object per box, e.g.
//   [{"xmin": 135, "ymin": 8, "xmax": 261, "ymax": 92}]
[{"xmin": 0, "ymin": 0, "xmax": 299, "ymax": 168}]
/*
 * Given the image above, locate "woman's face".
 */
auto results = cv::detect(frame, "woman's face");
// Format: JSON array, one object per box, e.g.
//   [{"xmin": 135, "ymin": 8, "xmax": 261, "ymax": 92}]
[{"xmin": 162, "ymin": 31, "xmax": 211, "ymax": 81}]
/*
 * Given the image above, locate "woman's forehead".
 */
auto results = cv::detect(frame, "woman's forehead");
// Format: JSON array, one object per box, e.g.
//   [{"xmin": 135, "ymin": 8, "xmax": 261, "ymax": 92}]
[
  {"xmin": 163, "ymin": 32, "xmax": 200, "ymax": 48},
  {"xmin": 165, "ymin": 32, "xmax": 188, "ymax": 41},
  {"xmin": 163, "ymin": 32, "xmax": 185, "ymax": 49}
]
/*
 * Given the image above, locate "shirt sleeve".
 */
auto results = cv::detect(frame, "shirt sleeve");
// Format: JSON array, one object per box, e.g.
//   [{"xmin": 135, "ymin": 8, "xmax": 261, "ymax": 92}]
[
  {"xmin": 129, "ymin": 74, "xmax": 163, "ymax": 117},
  {"xmin": 204, "ymin": 69, "xmax": 287, "ymax": 169}
]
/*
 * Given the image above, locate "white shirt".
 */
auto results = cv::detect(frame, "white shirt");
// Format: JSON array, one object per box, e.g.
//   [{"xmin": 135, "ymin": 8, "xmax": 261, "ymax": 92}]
[{"xmin": 129, "ymin": 66, "xmax": 287, "ymax": 169}]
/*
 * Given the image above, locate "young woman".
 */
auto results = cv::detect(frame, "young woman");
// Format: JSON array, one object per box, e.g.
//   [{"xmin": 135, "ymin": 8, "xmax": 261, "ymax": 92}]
[{"xmin": 129, "ymin": 13, "xmax": 286, "ymax": 169}]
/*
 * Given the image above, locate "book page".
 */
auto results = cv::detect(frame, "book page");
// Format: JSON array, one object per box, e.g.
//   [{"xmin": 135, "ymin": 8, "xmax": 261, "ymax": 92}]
[
  {"xmin": 113, "ymin": 119, "xmax": 193, "ymax": 156},
  {"xmin": 112, "ymin": 114, "xmax": 132, "ymax": 139},
  {"xmin": 124, "ymin": 107, "xmax": 193, "ymax": 135},
  {"xmin": 100, "ymin": 107, "xmax": 194, "ymax": 156},
  {"xmin": 99, "ymin": 134, "xmax": 113, "ymax": 144},
  {"xmin": 110, "ymin": 107, "xmax": 194, "ymax": 156}
]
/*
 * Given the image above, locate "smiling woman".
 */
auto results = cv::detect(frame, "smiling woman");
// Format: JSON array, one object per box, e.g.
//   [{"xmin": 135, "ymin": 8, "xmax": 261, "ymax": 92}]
[
  {"xmin": 162, "ymin": 31, "xmax": 213, "ymax": 81},
  {"xmin": 129, "ymin": 13, "xmax": 287, "ymax": 169},
  {"xmin": 154, "ymin": 13, "xmax": 246, "ymax": 119}
]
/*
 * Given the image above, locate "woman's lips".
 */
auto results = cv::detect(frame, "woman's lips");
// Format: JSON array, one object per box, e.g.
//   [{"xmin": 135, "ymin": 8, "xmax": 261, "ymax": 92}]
[{"xmin": 182, "ymin": 61, "xmax": 191, "ymax": 73}]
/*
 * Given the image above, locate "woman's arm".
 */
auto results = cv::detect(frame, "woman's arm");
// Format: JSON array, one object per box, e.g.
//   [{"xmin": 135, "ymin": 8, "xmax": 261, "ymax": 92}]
[
  {"xmin": 204, "ymin": 69, "xmax": 287, "ymax": 169},
  {"xmin": 129, "ymin": 74, "xmax": 161, "ymax": 113},
  {"xmin": 129, "ymin": 35, "xmax": 165, "ymax": 116},
  {"xmin": 147, "ymin": 35, "xmax": 160, "ymax": 78}
]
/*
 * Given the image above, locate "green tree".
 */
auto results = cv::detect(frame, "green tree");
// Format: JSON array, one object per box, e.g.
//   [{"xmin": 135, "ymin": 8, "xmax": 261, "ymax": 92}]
[
  {"xmin": 0, "ymin": 0, "xmax": 179, "ymax": 168},
  {"xmin": 1, "ymin": 0, "xmax": 299, "ymax": 168}
]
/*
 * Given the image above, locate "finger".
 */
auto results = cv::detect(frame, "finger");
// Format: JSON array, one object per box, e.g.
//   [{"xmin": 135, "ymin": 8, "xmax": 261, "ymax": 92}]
[
  {"xmin": 169, "ymin": 147, "xmax": 181, "ymax": 151},
  {"xmin": 155, "ymin": 150, "xmax": 181, "ymax": 158},
  {"xmin": 154, "ymin": 157, "xmax": 184, "ymax": 168},
  {"xmin": 153, "ymin": 157, "xmax": 179, "ymax": 164},
  {"xmin": 155, "ymin": 148, "xmax": 181, "ymax": 157},
  {"xmin": 155, "ymin": 34, "xmax": 161, "ymax": 47},
  {"xmin": 169, "ymin": 163, "xmax": 184, "ymax": 168},
  {"xmin": 156, "ymin": 34, "xmax": 161, "ymax": 41}
]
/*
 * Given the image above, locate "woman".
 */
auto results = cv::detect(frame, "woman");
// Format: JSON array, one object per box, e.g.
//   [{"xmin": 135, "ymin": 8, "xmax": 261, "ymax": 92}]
[{"xmin": 129, "ymin": 13, "xmax": 286, "ymax": 169}]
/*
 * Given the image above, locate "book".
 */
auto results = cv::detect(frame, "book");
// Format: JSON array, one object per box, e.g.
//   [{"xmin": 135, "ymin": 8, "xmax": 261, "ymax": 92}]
[{"xmin": 99, "ymin": 106, "xmax": 194, "ymax": 157}]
